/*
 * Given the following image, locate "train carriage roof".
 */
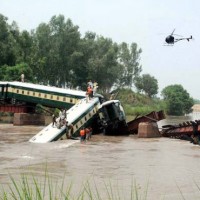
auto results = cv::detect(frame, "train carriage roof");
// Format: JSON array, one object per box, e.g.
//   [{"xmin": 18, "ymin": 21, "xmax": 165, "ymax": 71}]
[{"xmin": 2, "ymin": 81, "xmax": 86, "ymax": 97}]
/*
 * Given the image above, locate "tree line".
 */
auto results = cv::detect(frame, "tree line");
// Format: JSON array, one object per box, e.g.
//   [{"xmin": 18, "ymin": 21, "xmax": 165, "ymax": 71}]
[
  {"xmin": 0, "ymin": 13, "xmax": 194, "ymax": 115},
  {"xmin": 0, "ymin": 14, "xmax": 144, "ymax": 93}
]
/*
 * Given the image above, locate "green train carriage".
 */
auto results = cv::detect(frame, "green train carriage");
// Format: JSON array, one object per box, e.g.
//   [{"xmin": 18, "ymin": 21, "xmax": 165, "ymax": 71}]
[
  {"xmin": 0, "ymin": 82, "xmax": 9, "ymax": 102},
  {"xmin": 4, "ymin": 81, "xmax": 86, "ymax": 109}
]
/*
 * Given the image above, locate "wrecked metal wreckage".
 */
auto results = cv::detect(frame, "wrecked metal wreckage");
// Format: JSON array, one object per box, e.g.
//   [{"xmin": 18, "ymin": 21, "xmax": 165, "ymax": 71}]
[
  {"xmin": 120, "ymin": 110, "xmax": 165, "ymax": 134},
  {"xmin": 161, "ymin": 120, "xmax": 200, "ymax": 144},
  {"xmin": 127, "ymin": 111, "xmax": 200, "ymax": 145},
  {"xmin": 126, "ymin": 110, "xmax": 165, "ymax": 134}
]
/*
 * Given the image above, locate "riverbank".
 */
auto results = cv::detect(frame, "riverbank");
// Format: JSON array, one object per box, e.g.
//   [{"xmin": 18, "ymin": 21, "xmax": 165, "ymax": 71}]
[{"xmin": 192, "ymin": 104, "xmax": 200, "ymax": 112}]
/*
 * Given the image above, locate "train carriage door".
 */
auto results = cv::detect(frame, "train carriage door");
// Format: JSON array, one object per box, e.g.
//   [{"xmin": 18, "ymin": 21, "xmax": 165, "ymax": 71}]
[{"xmin": 0, "ymin": 85, "xmax": 4, "ymax": 98}]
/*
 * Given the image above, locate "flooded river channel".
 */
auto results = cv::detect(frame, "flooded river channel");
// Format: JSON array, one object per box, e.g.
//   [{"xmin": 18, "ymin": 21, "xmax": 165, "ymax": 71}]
[{"xmin": 1, "ymin": 113, "xmax": 200, "ymax": 199}]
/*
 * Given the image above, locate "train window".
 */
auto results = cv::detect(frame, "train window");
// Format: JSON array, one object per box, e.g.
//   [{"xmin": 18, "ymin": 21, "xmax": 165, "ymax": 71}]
[
  {"xmin": 22, "ymin": 91, "xmax": 24, "ymax": 94},
  {"xmin": 44, "ymin": 94, "xmax": 47, "ymax": 98},
  {"xmin": 76, "ymin": 125, "xmax": 78, "ymax": 129},
  {"xmin": 27, "ymin": 91, "xmax": 29, "ymax": 95},
  {"xmin": 63, "ymin": 97, "xmax": 66, "ymax": 101},
  {"xmin": 85, "ymin": 117, "xmax": 87, "ymax": 121},
  {"xmin": 17, "ymin": 90, "xmax": 19, "ymax": 93},
  {"xmin": 33, "ymin": 92, "xmax": 35, "ymax": 96},
  {"xmin": 93, "ymin": 110, "xmax": 95, "ymax": 113},
  {"xmin": 57, "ymin": 96, "xmax": 59, "ymax": 100},
  {"xmin": 80, "ymin": 120, "xmax": 83, "ymax": 125},
  {"xmin": 51, "ymin": 95, "xmax": 53, "ymax": 99},
  {"xmin": 89, "ymin": 113, "xmax": 91, "ymax": 117},
  {"xmin": 39, "ymin": 93, "xmax": 41, "ymax": 97},
  {"xmin": 70, "ymin": 98, "xmax": 73, "ymax": 103}
]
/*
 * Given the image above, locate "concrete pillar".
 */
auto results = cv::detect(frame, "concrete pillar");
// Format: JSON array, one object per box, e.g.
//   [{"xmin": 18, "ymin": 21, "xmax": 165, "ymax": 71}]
[
  {"xmin": 138, "ymin": 122, "xmax": 161, "ymax": 138},
  {"xmin": 14, "ymin": 113, "xmax": 45, "ymax": 126}
]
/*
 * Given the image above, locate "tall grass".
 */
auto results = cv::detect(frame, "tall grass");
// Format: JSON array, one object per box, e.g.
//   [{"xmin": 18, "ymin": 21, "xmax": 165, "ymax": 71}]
[
  {"xmin": 124, "ymin": 104, "xmax": 154, "ymax": 117},
  {"xmin": 2, "ymin": 171, "xmax": 198, "ymax": 200},
  {"xmin": 124, "ymin": 104, "xmax": 165, "ymax": 118},
  {"xmin": 0, "ymin": 171, "xmax": 149, "ymax": 200},
  {"xmin": 115, "ymin": 88, "xmax": 166, "ymax": 117}
]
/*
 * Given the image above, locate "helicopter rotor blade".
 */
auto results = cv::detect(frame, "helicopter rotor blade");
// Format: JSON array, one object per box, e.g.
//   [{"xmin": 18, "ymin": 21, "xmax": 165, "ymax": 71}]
[{"xmin": 171, "ymin": 29, "xmax": 176, "ymax": 35}]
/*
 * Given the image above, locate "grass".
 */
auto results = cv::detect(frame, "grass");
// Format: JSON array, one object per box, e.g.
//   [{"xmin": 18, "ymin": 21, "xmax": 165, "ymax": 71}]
[
  {"xmin": 2, "ymin": 169, "xmax": 200, "ymax": 199},
  {"xmin": 0, "ymin": 170, "xmax": 149, "ymax": 200},
  {"xmin": 114, "ymin": 89, "xmax": 166, "ymax": 117},
  {"xmin": 124, "ymin": 104, "xmax": 155, "ymax": 116}
]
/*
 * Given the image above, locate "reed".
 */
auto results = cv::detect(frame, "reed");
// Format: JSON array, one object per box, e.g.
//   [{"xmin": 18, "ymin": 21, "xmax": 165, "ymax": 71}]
[
  {"xmin": 3, "ymin": 171, "xmax": 196, "ymax": 200},
  {"xmin": 0, "ymin": 172, "xmax": 149, "ymax": 200}
]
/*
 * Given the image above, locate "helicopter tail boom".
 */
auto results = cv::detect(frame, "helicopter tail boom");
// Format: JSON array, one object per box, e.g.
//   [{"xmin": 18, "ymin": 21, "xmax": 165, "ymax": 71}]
[
  {"xmin": 174, "ymin": 35, "xmax": 192, "ymax": 43},
  {"xmin": 187, "ymin": 35, "xmax": 192, "ymax": 41}
]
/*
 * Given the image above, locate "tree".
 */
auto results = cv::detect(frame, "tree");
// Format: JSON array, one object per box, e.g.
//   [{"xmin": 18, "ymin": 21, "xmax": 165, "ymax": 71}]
[
  {"xmin": 0, "ymin": 14, "xmax": 17, "ymax": 66},
  {"xmin": 31, "ymin": 15, "xmax": 81, "ymax": 86},
  {"xmin": 117, "ymin": 42, "xmax": 142, "ymax": 88},
  {"xmin": 17, "ymin": 30, "xmax": 33, "ymax": 63},
  {"xmin": 86, "ymin": 36, "xmax": 120, "ymax": 93},
  {"xmin": 0, "ymin": 63, "xmax": 34, "ymax": 82},
  {"xmin": 68, "ymin": 31, "xmax": 97, "ymax": 89},
  {"xmin": 49, "ymin": 16, "xmax": 81, "ymax": 87},
  {"xmin": 135, "ymin": 74, "xmax": 158, "ymax": 97},
  {"xmin": 161, "ymin": 84, "xmax": 194, "ymax": 115},
  {"xmin": 0, "ymin": 14, "xmax": 144, "ymax": 94}
]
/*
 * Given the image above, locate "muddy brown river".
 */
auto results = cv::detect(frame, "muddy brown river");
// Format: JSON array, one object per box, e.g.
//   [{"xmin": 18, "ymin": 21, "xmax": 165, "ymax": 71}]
[{"xmin": 1, "ymin": 113, "xmax": 200, "ymax": 199}]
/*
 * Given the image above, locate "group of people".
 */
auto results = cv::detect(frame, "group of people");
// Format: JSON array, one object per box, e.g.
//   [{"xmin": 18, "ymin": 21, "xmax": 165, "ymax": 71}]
[
  {"xmin": 80, "ymin": 126, "xmax": 93, "ymax": 142},
  {"xmin": 50, "ymin": 81, "xmax": 98, "ymax": 139},
  {"xmin": 86, "ymin": 80, "xmax": 98, "ymax": 102},
  {"xmin": 58, "ymin": 108, "xmax": 68, "ymax": 128},
  {"xmin": 52, "ymin": 109, "xmax": 93, "ymax": 141},
  {"xmin": 52, "ymin": 108, "xmax": 68, "ymax": 128},
  {"xmin": 52, "ymin": 108, "xmax": 74, "ymax": 139}
]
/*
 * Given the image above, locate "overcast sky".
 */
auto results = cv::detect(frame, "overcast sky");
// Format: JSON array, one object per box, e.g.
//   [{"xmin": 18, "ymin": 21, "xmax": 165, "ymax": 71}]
[{"xmin": 1, "ymin": 0, "xmax": 200, "ymax": 99}]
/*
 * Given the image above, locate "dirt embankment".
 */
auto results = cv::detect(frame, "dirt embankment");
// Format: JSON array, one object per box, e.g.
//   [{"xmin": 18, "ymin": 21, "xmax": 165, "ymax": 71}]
[{"xmin": 192, "ymin": 104, "xmax": 200, "ymax": 112}]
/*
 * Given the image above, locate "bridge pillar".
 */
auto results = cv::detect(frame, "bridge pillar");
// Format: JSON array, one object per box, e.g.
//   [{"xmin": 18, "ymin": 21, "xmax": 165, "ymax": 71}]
[
  {"xmin": 13, "ymin": 113, "xmax": 45, "ymax": 126},
  {"xmin": 138, "ymin": 122, "xmax": 161, "ymax": 138}
]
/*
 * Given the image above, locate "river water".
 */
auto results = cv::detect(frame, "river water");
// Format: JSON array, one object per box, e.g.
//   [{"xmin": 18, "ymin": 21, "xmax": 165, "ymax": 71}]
[{"xmin": 1, "ymin": 113, "xmax": 200, "ymax": 199}]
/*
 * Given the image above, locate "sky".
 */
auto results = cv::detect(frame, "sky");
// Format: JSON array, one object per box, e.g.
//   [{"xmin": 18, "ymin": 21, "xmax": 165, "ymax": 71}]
[{"xmin": 1, "ymin": 0, "xmax": 200, "ymax": 99}]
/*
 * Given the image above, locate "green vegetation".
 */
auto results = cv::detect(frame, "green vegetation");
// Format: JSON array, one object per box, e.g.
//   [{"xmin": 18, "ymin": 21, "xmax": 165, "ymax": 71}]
[
  {"xmin": 135, "ymin": 74, "xmax": 158, "ymax": 98},
  {"xmin": 0, "ymin": 63, "xmax": 34, "ymax": 82},
  {"xmin": 113, "ymin": 89, "xmax": 165, "ymax": 117},
  {"xmin": 2, "ymin": 168, "xmax": 200, "ymax": 200},
  {"xmin": 161, "ymin": 84, "xmax": 194, "ymax": 116},
  {"xmin": 0, "ymin": 14, "xmax": 143, "ymax": 93},
  {"xmin": 194, "ymin": 99, "xmax": 200, "ymax": 104},
  {"xmin": 1, "ymin": 172, "xmax": 148, "ymax": 200},
  {"xmin": 116, "ymin": 84, "xmax": 194, "ymax": 117},
  {"xmin": 0, "ymin": 13, "xmax": 196, "ymax": 116}
]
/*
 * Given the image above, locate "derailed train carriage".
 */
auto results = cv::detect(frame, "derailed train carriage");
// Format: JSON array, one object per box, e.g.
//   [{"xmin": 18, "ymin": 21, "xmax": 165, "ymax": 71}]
[
  {"xmin": 0, "ymin": 82, "xmax": 128, "ymax": 138},
  {"xmin": 97, "ymin": 100, "xmax": 127, "ymax": 135},
  {"xmin": 0, "ymin": 81, "xmax": 85, "ymax": 109}
]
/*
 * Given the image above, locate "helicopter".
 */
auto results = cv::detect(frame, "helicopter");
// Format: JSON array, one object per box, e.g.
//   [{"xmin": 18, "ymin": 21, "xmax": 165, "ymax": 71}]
[{"xmin": 165, "ymin": 29, "xmax": 192, "ymax": 45}]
